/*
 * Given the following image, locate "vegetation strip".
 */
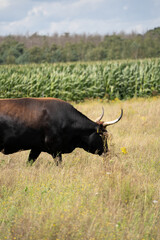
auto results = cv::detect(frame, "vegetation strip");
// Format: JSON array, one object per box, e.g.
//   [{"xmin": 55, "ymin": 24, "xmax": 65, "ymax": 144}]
[
  {"xmin": 0, "ymin": 27, "xmax": 160, "ymax": 64},
  {"xmin": 0, "ymin": 59, "xmax": 160, "ymax": 101}
]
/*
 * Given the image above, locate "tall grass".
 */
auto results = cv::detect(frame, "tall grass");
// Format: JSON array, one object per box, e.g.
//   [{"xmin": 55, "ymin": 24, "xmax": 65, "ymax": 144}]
[
  {"xmin": 0, "ymin": 59, "xmax": 160, "ymax": 101},
  {"xmin": 0, "ymin": 97, "xmax": 160, "ymax": 239}
]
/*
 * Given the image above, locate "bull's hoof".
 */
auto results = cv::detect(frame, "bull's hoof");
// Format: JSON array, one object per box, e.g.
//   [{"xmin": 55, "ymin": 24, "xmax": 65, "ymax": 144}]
[{"xmin": 26, "ymin": 160, "xmax": 34, "ymax": 167}]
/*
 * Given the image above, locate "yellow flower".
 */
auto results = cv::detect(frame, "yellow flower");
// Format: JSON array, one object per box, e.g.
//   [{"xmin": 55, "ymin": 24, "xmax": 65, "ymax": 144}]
[
  {"xmin": 141, "ymin": 116, "xmax": 146, "ymax": 121},
  {"xmin": 121, "ymin": 147, "xmax": 127, "ymax": 154}
]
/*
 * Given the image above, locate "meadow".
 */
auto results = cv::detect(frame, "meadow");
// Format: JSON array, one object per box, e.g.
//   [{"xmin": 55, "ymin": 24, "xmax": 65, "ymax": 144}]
[{"xmin": 0, "ymin": 97, "xmax": 160, "ymax": 240}]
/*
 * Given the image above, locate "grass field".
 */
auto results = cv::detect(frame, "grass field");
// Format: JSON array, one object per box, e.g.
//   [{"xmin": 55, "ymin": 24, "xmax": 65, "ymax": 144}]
[{"xmin": 0, "ymin": 97, "xmax": 160, "ymax": 240}]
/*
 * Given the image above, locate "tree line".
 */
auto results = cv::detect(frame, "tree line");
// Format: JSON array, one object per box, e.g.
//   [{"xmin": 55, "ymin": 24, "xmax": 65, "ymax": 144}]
[{"xmin": 0, "ymin": 27, "xmax": 160, "ymax": 64}]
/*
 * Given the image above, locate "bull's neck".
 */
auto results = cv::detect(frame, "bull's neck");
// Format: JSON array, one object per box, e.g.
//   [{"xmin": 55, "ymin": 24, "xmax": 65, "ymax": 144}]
[{"xmin": 72, "ymin": 109, "xmax": 97, "ymax": 133}]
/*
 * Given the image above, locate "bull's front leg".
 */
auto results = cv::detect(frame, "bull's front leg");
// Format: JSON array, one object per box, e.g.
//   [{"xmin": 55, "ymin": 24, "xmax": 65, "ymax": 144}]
[{"xmin": 27, "ymin": 149, "xmax": 41, "ymax": 166}]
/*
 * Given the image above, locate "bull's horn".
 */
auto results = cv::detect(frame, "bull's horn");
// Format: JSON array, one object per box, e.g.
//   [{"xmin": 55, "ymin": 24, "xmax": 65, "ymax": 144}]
[
  {"xmin": 95, "ymin": 107, "xmax": 104, "ymax": 122},
  {"xmin": 103, "ymin": 109, "xmax": 123, "ymax": 127}
]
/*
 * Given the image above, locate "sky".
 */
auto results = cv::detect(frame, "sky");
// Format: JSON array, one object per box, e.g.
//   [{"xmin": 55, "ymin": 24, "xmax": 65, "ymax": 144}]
[{"xmin": 0, "ymin": 0, "xmax": 160, "ymax": 36}]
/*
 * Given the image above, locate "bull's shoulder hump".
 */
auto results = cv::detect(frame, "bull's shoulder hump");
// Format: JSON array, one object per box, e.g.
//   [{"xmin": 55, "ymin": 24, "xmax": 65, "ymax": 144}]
[
  {"xmin": 0, "ymin": 98, "xmax": 50, "ymax": 124},
  {"xmin": 0, "ymin": 97, "xmax": 69, "ymax": 110},
  {"xmin": 0, "ymin": 97, "xmax": 72, "ymax": 117}
]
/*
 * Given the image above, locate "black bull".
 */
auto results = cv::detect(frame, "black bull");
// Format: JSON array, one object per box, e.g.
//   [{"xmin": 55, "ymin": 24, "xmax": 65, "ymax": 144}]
[{"xmin": 0, "ymin": 98, "xmax": 123, "ymax": 165}]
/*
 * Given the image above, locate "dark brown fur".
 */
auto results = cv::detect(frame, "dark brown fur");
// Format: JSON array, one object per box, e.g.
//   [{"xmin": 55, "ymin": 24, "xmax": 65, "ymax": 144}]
[{"xmin": 0, "ymin": 98, "xmax": 108, "ymax": 165}]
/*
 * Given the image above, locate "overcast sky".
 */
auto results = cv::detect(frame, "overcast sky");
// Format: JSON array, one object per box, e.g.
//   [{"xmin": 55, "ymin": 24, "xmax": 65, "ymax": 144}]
[{"xmin": 0, "ymin": 0, "xmax": 160, "ymax": 36}]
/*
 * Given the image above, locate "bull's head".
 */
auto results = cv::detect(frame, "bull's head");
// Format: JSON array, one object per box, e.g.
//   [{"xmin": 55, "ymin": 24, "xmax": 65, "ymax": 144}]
[{"xmin": 87, "ymin": 108, "xmax": 123, "ymax": 156}]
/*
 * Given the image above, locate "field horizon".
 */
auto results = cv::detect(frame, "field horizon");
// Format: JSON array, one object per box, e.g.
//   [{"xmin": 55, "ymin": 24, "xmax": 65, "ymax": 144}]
[{"xmin": 0, "ymin": 97, "xmax": 160, "ymax": 240}]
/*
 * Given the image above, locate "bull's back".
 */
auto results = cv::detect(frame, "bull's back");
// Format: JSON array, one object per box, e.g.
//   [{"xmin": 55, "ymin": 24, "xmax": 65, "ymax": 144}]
[{"xmin": 0, "ymin": 98, "xmax": 72, "ymax": 153}]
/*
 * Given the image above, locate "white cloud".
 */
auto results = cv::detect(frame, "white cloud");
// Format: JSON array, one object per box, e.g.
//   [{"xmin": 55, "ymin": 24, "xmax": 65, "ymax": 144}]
[
  {"xmin": 0, "ymin": 0, "xmax": 10, "ymax": 9},
  {"xmin": 123, "ymin": 5, "xmax": 128, "ymax": 11},
  {"xmin": 27, "ymin": 2, "xmax": 71, "ymax": 20},
  {"xmin": 43, "ymin": 17, "xmax": 160, "ymax": 35},
  {"xmin": 26, "ymin": 0, "xmax": 107, "ymax": 21},
  {"xmin": 0, "ymin": 0, "xmax": 160, "ymax": 35},
  {"xmin": 47, "ymin": 19, "xmax": 116, "ymax": 35},
  {"xmin": 28, "ymin": 6, "xmax": 48, "ymax": 17},
  {"xmin": 153, "ymin": 0, "xmax": 160, "ymax": 7},
  {"xmin": 72, "ymin": 0, "xmax": 105, "ymax": 10},
  {"xmin": 1, "ymin": 15, "xmax": 160, "ymax": 36}
]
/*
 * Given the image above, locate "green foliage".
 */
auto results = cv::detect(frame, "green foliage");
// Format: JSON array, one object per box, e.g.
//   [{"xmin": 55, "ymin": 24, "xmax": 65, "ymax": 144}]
[
  {"xmin": 28, "ymin": 46, "xmax": 44, "ymax": 63},
  {"xmin": 0, "ymin": 27, "xmax": 160, "ymax": 64},
  {"xmin": 0, "ymin": 59, "xmax": 160, "ymax": 101},
  {"xmin": 0, "ymin": 37, "xmax": 25, "ymax": 64}
]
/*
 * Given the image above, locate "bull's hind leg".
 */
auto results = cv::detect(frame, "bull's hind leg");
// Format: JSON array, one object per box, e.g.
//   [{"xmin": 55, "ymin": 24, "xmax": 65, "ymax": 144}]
[
  {"xmin": 27, "ymin": 149, "xmax": 41, "ymax": 166},
  {"xmin": 52, "ymin": 153, "xmax": 62, "ymax": 166}
]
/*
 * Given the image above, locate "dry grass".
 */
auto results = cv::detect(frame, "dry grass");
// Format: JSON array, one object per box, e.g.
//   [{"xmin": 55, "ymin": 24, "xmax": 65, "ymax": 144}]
[{"xmin": 0, "ymin": 97, "xmax": 160, "ymax": 240}]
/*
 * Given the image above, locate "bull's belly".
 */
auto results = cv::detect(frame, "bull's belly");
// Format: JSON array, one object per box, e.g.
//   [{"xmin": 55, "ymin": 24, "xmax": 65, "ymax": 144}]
[
  {"xmin": 1, "ymin": 140, "xmax": 35, "ymax": 154},
  {"xmin": 1, "ymin": 132, "xmax": 44, "ymax": 155}
]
